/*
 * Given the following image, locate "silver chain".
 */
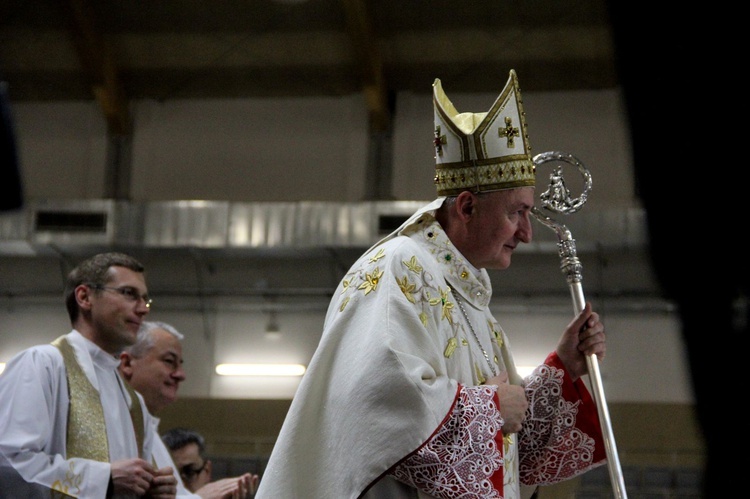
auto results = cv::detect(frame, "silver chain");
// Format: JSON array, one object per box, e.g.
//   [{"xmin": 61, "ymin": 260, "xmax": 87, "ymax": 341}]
[{"xmin": 453, "ymin": 293, "xmax": 498, "ymax": 377}]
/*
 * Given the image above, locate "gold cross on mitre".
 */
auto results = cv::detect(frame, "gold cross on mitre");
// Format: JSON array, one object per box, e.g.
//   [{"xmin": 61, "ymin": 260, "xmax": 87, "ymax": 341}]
[{"xmin": 498, "ymin": 116, "xmax": 519, "ymax": 148}]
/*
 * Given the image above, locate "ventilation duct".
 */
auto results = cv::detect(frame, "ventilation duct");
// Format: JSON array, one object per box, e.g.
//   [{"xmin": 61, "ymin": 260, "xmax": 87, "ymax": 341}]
[{"xmin": 0, "ymin": 199, "xmax": 647, "ymax": 255}]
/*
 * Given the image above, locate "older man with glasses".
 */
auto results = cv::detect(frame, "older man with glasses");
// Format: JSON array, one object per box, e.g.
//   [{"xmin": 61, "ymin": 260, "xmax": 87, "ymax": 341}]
[
  {"xmin": 0, "ymin": 252, "xmax": 177, "ymax": 498},
  {"xmin": 120, "ymin": 320, "xmax": 258, "ymax": 498}
]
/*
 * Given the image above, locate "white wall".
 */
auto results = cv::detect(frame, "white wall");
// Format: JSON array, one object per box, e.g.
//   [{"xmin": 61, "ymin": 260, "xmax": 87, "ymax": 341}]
[
  {"xmin": 13, "ymin": 102, "xmax": 108, "ymax": 199},
  {"xmin": 0, "ymin": 298, "xmax": 693, "ymax": 403},
  {"xmin": 130, "ymin": 95, "xmax": 370, "ymax": 202}
]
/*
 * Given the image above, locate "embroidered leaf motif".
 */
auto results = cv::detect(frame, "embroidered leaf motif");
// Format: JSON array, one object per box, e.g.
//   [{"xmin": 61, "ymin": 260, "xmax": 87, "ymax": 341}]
[
  {"xmin": 396, "ymin": 275, "xmax": 417, "ymax": 303},
  {"xmin": 341, "ymin": 279, "xmax": 351, "ymax": 294},
  {"xmin": 358, "ymin": 267, "xmax": 383, "ymax": 294},
  {"xmin": 403, "ymin": 255, "xmax": 423, "ymax": 274},
  {"xmin": 427, "ymin": 289, "xmax": 441, "ymax": 307},
  {"xmin": 440, "ymin": 287, "xmax": 454, "ymax": 325},
  {"xmin": 369, "ymin": 248, "xmax": 386, "ymax": 263},
  {"xmin": 489, "ymin": 320, "xmax": 504, "ymax": 347},
  {"xmin": 340, "ymin": 296, "xmax": 350, "ymax": 312},
  {"xmin": 475, "ymin": 363, "xmax": 486, "ymax": 384},
  {"xmin": 419, "ymin": 311, "xmax": 428, "ymax": 326},
  {"xmin": 444, "ymin": 337, "xmax": 458, "ymax": 358}
]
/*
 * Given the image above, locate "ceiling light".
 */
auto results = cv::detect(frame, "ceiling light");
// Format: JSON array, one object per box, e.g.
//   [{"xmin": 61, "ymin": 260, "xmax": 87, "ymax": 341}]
[
  {"xmin": 0, "ymin": 363, "xmax": 5, "ymax": 374},
  {"xmin": 215, "ymin": 363, "xmax": 306, "ymax": 376}
]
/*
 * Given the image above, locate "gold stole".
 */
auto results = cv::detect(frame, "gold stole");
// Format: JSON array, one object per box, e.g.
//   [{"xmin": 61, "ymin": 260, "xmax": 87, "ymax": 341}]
[{"xmin": 52, "ymin": 336, "xmax": 145, "ymax": 460}]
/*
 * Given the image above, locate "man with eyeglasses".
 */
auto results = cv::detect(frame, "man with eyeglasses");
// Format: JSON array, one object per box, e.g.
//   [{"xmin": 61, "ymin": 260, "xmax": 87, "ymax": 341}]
[
  {"xmin": 161, "ymin": 427, "xmax": 257, "ymax": 498},
  {"xmin": 120, "ymin": 321, "xmax": 258, "ymax": 498},
  {"xmin": 0, "ymin": 252, "xmax": 177, "ymax": 498}
]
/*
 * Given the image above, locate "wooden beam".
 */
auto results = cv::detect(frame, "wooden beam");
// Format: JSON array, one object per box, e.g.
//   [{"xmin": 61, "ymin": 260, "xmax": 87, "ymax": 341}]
[
  {"xmin": 62, "ymin": 0, "xmax": 131, "ymax": 135},
  {"xmin": 341, "ymin": 0, "xmax": 390, "ymax": 132}
]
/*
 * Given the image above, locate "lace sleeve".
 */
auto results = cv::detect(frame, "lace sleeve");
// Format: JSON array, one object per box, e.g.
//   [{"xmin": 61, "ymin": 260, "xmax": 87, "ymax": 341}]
[
  {"xmin": 518, "ymin": 355, "xmax": 605, "ymax": 486},
  {"xmin": 390, "ymin": 384, "xmax": 506, "ymax": 498}
]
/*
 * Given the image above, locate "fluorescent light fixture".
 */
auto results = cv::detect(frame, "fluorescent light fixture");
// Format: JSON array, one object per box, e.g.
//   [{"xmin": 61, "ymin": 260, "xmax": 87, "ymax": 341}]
[
  {"xmin": 516, "ymin": 365, "xmax": 535, "ymax": 377},
  {"xmin": 216, "ymin": 363, "xmax": 306, "ymax": 376},
  {"xmin": 0, "ymin": 363, "xmax": 4, "ymax": 374}
]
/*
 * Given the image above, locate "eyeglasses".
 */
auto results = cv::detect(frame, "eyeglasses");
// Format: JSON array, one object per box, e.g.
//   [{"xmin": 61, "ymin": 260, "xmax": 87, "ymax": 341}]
[
  {"xmin": 90, "ymin": 285, "xmax": 153, "ymax": 308},
  {"xmin": 179, "ymin": 461, "xmax": 207, "ymax": 482}
]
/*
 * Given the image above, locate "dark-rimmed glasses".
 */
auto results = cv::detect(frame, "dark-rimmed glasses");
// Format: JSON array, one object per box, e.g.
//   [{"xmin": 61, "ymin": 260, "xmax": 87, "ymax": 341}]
[
  {"xmin": 179, "ymin": 461, "xmax": 207, "ymax": 482},
  {"xmin": 90, "ymin": 284, "xmax": 153, "ymax": 308}
]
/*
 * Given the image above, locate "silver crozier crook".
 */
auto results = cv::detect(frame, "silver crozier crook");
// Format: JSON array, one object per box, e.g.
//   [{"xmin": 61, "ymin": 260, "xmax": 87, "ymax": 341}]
[{"xmin": 531, "ymin": 151, "xmax": 627, "ymax": 499}]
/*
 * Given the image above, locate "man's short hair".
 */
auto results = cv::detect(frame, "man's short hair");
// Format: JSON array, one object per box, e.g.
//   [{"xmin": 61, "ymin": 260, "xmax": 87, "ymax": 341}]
[
  {"xmin": 162, "ymin": 427, "xmax": 207, "ymax": 458},
  {"xmin": 64, "ymin": 252, "xmax": 146, "ymax": 323}
]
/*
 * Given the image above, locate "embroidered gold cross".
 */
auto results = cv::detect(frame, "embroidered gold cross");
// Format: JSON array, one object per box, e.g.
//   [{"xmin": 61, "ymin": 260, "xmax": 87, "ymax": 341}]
[
  {"xmin": 433, "ymin": 125, "xmax": 447, "ymax": 156},
  {"xmin": 498, "ymin": 116, "xmax": 519, "ymax": 148}
]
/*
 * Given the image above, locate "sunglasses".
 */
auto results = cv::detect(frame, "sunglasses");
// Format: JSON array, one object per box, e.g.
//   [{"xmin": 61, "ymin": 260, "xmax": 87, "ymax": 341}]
[{"xmin": 179, "ymin": 460, "xmax": 207, "ymax": 482}]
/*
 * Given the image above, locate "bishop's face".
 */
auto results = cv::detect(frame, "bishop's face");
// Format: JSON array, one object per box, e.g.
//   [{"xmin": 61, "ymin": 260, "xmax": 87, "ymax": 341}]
[{"xmin": 462, "ymin": 187, "xmax": 534, "ymax": 270}]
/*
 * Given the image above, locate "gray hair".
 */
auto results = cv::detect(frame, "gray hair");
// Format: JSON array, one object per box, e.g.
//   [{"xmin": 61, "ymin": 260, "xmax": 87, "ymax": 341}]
[{"xmin": 125, "ymin": 320, "xmax": 184, "ymax": 357}]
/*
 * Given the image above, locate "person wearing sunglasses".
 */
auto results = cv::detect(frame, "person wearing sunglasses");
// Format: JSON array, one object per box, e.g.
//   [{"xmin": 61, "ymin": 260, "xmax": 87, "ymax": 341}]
[
  {"xmin": 0, "ymin": 252, "xmax": 177, "ymax": 498},
  {"xmin": 162, "ymin": 427, "xmax": 259, "ymax": 498},
  {"xmin": 120, "ymin": 321, "xmax": 258, "ymax": 498}
]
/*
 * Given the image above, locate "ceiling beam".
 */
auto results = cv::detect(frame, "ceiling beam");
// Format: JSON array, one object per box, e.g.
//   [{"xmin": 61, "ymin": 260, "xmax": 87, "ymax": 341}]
[
  {"xmin": 62, "ymin": 0, "xmax": 131, "ymax": 135},
  {"xmin": 340, "ymin": 0, "xmax": 390, "ymax": 132}
]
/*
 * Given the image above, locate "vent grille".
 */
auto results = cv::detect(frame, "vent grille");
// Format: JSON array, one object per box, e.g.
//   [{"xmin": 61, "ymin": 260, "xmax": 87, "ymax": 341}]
[{"xmin": 34, "ymin": 211, "xmax": 108, "ymax": 233}]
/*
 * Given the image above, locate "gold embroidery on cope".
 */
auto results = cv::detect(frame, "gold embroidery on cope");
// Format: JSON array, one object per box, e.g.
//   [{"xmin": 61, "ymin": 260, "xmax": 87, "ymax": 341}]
[
  {"xmin": 439, "ymin": 288, "xmax": 454, "ymax": 324},
  {"xmin": 397, "ymin": 275, "xmax": 417, "ymax": 303},
  {"xmin": 358, "ymin": 267, "xmax": 383, "ymax": 294},
  {"xmin": 403, "ymin": 256, "xmax": 423, "ymax": 273},
  {"xmin": 444, "ymin": 337, "xmax": 458, "ymax": 358},
  {"xmin": 489, "ymin": 320, "xmax": 504, "ymax": 347},
  {"xmin": 475, "ymin": 363, "xmax": 486, "ymax": 384},
  {"xmin": 369, "ymin": 248, "xmax": 386, "ymax": 263}
]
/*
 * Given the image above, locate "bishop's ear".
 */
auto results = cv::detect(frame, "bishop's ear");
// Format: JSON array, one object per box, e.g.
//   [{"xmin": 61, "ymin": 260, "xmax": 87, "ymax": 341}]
[{"xmin": 455, "ymin": 191, "xmax": 477, "ymax": 219}]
